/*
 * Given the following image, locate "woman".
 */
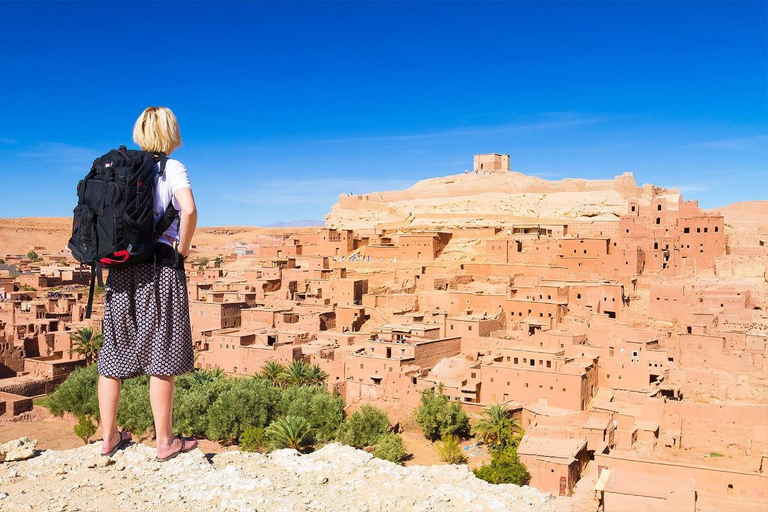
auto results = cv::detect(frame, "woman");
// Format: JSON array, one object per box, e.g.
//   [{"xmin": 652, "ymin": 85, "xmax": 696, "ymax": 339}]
[{"xmin": 97, "ymin": 106, "xmax": 199, "ymax": 461}]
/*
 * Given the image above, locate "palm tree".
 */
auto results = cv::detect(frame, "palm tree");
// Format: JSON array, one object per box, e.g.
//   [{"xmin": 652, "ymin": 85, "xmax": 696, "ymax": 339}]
[
  {"xmin": 470, "ymin": 403, "xmax": 522, "ymax": 452},
  {"xmin": 260, "ymin": 360, "xmax": 286, "ymax": 386},
  {"xmin": 306, "ymin": 364, "xmax": 329, "ymax": 386},
  {"xmin": 69, "ymin": 327, "xmax": 103, "ymax": 366},
  {"xmin": 265, "ymin": 415, "xmax": 314, "ymax": 451},
  {"xmin": 192, "ymin": 367, "xmax": 225, "ymax": 385},
  {"xmin": 278, "ymin": 360, "xmax": 312, "ymax": 387}
]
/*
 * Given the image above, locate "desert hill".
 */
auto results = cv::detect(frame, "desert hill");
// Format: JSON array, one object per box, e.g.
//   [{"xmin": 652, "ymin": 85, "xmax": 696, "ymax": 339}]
[
  {"xmin": 0, "ymin": 218, "xmax": 72, "ymax": 256},
  {"xmin": 324, "ymin": 171, "xmax": 678, "ymax": 230},
  {"xmin": 0, "ymin": 218, "xmax": 311, "ymax": 257},
  {"xmin": 711, "ymin": 201, "xmax": 768, "ymax": 231}
]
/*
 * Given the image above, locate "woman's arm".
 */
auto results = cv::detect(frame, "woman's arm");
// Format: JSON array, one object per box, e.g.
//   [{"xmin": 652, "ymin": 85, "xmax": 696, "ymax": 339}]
[{"xmin": 174, "ymin": 187, "xmax": 197, "ymax": 258}]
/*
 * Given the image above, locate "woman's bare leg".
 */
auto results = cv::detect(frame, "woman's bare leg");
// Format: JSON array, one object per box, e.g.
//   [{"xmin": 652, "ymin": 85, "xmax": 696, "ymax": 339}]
[
  {"xmin": 150, "ymin": 375, "xmax": 176, "ymax": 453},
  {"xmin": 150, "ymin": 374, "xmax": 197, "ymax": 458},
  {"xmin": 98, "ymin": 375, "xmax": 122, "ymax": 453}
]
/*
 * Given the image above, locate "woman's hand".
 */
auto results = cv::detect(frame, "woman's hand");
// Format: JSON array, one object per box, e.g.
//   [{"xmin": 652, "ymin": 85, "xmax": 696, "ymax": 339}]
[{"xmin": 178, "ymin": 245, "xmax": 191, "ymax": 259}]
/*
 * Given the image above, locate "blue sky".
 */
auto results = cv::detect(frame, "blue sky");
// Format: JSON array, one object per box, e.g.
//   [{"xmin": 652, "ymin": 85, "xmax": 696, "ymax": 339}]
[{"xmin": 0, "ymin": 1, "xmax": 765, "ymax": 226}]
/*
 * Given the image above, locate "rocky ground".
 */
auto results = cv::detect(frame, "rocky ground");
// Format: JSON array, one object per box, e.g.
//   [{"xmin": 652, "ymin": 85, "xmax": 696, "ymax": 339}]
[{"xmin": 0, "ymin": 440, "xmax": 555, "ymax": 512}]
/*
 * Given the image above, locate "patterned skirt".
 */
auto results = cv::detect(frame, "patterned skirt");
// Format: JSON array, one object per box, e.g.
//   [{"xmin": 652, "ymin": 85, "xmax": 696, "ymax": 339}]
[{"xmin": 97, "ymin": 262, "xmax": 194, "ymax": 379}]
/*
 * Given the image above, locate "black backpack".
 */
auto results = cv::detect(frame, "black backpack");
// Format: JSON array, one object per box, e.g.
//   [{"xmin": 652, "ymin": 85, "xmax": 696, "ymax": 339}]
[{"xmin": 68, "ymin": 146, "xmax": 178, "ymax": 318}]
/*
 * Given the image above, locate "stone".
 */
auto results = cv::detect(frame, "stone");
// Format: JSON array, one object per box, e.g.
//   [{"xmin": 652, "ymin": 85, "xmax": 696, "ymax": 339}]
[{"xmin": 0, "ymin": 437, "xmax": 38, "ymax": 462}]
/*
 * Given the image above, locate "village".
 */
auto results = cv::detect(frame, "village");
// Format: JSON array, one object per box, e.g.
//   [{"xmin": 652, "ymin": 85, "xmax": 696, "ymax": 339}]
[{"xmin": 0, "ymin": 155, "xmax": 766, "ymax": 512}]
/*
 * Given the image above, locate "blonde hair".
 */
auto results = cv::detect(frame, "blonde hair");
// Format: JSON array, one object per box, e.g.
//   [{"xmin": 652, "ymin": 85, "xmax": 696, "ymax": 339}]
[{"xmin": 132, "ymin": 106, "xmax": 182, "ymax": 154}]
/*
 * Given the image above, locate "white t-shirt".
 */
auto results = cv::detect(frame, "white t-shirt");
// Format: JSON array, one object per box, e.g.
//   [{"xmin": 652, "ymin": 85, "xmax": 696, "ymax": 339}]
[{"xmin": 154, "ymin": 158, "xmax": 191, "ymax": 248}]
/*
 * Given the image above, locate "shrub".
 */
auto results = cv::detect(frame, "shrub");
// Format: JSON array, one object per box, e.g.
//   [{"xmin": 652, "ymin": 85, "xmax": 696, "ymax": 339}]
[
  {"xmin": 277, "ymin": 385, "xmax": 344, "ymax": 443},
  {"xmin": 117, "ymin": 376, "xmax": 154, "ymax": 435},
  {"xmin": 172, "ymin": 374, "xmax": 232, "ymax": 437},
  {"xmin": 437, "ymin": 434, "xmax": 467, "ymax": 464},
  {"xmin": 415, "ymin": 388, "xmax": 470, "ymax": 441},
  {"xmin": 239, "ymin": 426, "xmax": 267, "ymax": 452},
  {"xmin": 473, "ymin": 447, "xmax": 530, "ymax": 485},
  {"xmin": 73, "ymin": 415, "xmax": 97, "ymax": 445},
  {"xmin": 205, "ymin": 377, "xmax": 280, "ymax": 442},
  {"xmin": 336, "ymin": 404, "xmax": 390, "ymax": 449},
  {"xmin": 26, "ymin": 250, "xmax": 38, "ymax": 260},
  {"xmin": 47, "ymin": 364, "xmax": 100, "ymax": 420},
  {"xmin": 372, "ymin": 433, "xmax": 407, "ymax": 464},
  {"xmin": 266, "ymin": 415, "xmax": 313, "ymax": 451}
]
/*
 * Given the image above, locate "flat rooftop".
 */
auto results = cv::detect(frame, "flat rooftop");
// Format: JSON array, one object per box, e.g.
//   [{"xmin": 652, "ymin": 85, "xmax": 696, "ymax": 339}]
[{"xmin": 518, "ymin": 435, "xmax": 586, "ymax": 461}]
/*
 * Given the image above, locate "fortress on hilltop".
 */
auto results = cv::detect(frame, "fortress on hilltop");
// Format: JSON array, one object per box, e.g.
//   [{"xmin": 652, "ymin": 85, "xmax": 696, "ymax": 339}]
[{"xmin": 474, "ymin": 153, "xmax": 511, "ymax": 173}]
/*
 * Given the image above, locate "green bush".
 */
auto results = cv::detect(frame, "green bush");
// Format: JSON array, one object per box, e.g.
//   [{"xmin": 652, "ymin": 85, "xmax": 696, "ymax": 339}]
[
  {"xmin": 415, "ymin": 388, "xmax": 470, "ymax": 441},
  {"xmin": 336, "ymin": 404, "xmax": 390, "ymax": 449},
  {"xmin": 47, "ymin": 364, "xmax": 100, "ymax": 420},
  {"xmin": 372, "ymin": 433, "xmax": 407, "ymax": 464},
  {"xmin": 73, "ymin": 415, "xmax": 97, "ymax": 445},
  {"xmin": 437, "ymin": 434, "xmax": 467, "ymax": 464},
  {"xmin": 277, "ymin": 385, "xmax": 344, "ymax": 443},
  {"xmin": 205, "ymin": 377, "xmax": 280, "ymax": 442},
  {"xmin": 117, "ymin": 375, "xmax": 154, "ymax": 435},
  {"xmin": 473, "ymin": 447, "xmax": 530, "ymax": 485},
  {"xmin": 239, "ymin": 426, "xmax": 267, "ymax": 452},
  {"xmin": 26, "ymin": 250, "xmax": 38, "ymax": 260},
  {"xmin": 172, "ymin": 374, "xmax": 232, "ymax": 437}
]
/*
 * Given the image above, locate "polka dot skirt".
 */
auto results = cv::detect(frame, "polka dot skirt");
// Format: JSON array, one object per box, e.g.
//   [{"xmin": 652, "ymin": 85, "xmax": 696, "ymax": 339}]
[{"xmin": 98, "ymin": 263, "xmax": 194, "ymax": 378}]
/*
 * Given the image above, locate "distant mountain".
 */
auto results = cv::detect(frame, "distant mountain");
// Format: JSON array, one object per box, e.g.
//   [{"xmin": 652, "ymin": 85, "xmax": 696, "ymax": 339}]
[{"xmin": 265, "ymin": 220, "xmax": 324, "ymax": 228}]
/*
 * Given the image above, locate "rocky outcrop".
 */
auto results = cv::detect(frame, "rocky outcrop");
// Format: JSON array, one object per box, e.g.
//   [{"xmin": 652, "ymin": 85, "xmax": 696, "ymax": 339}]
[{"xmin": 0, "ymin": 440, "xmax": 555, "ymax": 512}]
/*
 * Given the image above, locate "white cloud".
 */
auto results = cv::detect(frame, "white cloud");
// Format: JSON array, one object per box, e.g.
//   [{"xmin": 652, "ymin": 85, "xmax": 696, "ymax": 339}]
[
  {"xmin": 686, "ymin": 134, "xmax": 768, "ymax": 151},
  {"xmin": 318, "ymin": 112, "xmax": 610, "ymax": 143}
]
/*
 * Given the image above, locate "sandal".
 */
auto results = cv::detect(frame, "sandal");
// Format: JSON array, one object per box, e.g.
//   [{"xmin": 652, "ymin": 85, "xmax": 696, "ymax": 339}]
[
  {"xmin": 155, "ymin": 436, "xmax": 198, "ymax": 462},
  {"xmin": 101, "ymin": 430, "xmax": 132, "ymax": 457}
]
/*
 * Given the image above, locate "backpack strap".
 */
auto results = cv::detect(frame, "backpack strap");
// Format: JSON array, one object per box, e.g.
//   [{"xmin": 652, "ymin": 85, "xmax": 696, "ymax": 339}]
[
  {"xmin": 153, "ymin": 152, "xmax": 168, "ymax": 177},
  {"xmin": 154, "ymin": 201, "xmax": 179, "ymax": 240},
  {"xmin": 84, "ymin": 263, "xmax": 102, "ymax": 319}
]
